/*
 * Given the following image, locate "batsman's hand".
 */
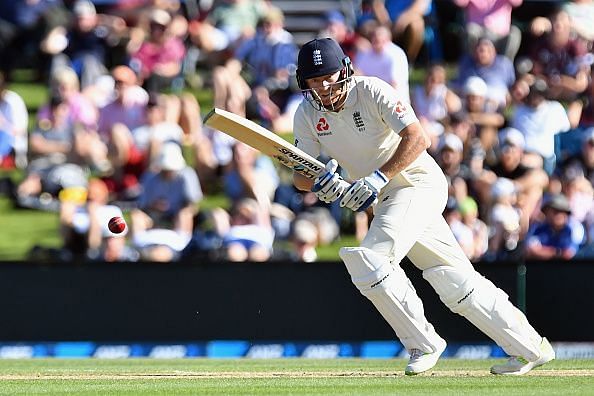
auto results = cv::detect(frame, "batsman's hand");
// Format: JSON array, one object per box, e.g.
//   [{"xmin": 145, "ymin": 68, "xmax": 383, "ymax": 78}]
[
  {"xmin": 340, "ymin": 170, "xmax": 389, "ymax": 212},
  {"xmin": 312, "ymin": 159, "xmax": 348, "ymax": 203}
]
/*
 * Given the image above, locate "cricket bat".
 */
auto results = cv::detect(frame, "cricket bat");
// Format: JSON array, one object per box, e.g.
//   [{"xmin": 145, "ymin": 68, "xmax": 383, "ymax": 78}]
[{"xmin": 204, "ymin": 108, "xmax": 332, "ymax": 181}]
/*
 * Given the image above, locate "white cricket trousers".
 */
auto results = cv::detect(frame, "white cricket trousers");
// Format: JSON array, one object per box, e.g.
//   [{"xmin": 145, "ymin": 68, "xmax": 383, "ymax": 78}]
[{"xmin": 359, "ymin": 159, "xmax": 543, "ymax": 360}]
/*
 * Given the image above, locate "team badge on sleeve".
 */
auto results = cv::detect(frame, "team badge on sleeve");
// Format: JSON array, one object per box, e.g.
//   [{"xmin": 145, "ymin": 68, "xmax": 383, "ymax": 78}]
[{"xmin": 394, "ymin": 101, "xmax": 407, "ymax": 119}]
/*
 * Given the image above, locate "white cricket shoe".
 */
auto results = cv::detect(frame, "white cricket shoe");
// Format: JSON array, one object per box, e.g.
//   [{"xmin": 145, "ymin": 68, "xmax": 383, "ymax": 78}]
[
  {"xmin": 490, "ymin": 337, "xmax": 555, "ymax": 375},
  {"xmin": 405, "ymin": 338, "xmax": 447, "ymax": 376}
]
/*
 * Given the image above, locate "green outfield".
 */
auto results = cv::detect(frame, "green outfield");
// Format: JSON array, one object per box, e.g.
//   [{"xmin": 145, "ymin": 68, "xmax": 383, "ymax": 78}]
[{"xmin": 0, "ymin": 358, "xmax": 593, "ymax": 395}]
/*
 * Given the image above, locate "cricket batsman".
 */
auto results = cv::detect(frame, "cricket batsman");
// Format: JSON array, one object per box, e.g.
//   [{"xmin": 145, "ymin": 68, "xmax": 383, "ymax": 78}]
[{"xmin": 291, "ymin": 38, "xmax": 555, "ymax": 375}]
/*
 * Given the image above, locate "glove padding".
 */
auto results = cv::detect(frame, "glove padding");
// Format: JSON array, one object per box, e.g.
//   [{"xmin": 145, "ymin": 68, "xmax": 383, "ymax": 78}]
[
  {"xmin": 340, "ymin": 170, "xmax": 389, "ymax": 212},
  {"xmin": 311, "ymin": 159, "xmax": 347, "ymax": 203}
]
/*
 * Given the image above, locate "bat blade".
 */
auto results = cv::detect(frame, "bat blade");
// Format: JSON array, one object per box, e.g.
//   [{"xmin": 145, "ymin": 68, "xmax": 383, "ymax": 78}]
[{"xmin": 204, "ymin": 108, "xmax": 324, "ymax": 179}]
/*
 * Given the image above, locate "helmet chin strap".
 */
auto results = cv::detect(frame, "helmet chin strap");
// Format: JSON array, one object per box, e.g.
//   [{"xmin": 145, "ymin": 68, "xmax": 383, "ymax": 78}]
[{"xmin": 303, "ymin": 76, "xmax": 352, "ymax": 113}]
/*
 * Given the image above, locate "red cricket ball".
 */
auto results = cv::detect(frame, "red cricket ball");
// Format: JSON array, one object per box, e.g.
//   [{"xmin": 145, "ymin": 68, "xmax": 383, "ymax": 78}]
[{"xmin": 108, "ymin": 216, "xmax": 126, "ymax": 234}]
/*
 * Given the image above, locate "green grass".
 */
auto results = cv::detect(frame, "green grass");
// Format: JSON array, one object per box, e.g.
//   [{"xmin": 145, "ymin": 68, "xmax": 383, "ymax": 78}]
[
  {"xmin": 0, "ymin": 197, "xmax": 61, "ymax": 261},
  {"xmin": 0, "ymin": 358, "xmax": 592, "ymax": 395}
]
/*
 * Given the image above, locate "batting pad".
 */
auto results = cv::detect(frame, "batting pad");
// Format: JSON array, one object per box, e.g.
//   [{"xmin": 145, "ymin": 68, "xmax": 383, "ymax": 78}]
[
  {"xmin": 340, "ymin": 247, "xmax": 445, "ymax": 353},
  {"xmin": 423, "ymin": 265, "xmax": 542, "ymax": 361}
]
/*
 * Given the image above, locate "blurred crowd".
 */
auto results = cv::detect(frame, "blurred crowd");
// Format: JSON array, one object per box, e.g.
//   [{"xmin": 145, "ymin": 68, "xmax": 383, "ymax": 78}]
[{"xmin": 0, "ymin": 0, "xmax": 593, "ymax": 263}]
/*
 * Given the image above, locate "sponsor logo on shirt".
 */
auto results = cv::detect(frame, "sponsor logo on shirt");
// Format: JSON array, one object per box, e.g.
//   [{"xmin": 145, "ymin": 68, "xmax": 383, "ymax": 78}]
[
  {"xmin": 353, "ymin": 111, "xmax": 365, "ymax": 132},
  {"xmin": 316, "ymin": 117, "xmax": 332, "ymax": 136}
]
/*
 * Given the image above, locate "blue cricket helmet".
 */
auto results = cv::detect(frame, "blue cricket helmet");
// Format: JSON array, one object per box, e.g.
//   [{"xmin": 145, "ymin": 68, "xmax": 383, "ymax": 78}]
[{"xmin": 296, "ymin": 38, "xmax": 351, "ymax": 89}]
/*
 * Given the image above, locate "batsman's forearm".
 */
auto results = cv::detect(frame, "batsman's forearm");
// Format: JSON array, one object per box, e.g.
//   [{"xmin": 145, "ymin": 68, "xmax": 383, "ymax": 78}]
[{"xmin": 379, "ymin": 123, "xmax": 431, "ymax": 180}]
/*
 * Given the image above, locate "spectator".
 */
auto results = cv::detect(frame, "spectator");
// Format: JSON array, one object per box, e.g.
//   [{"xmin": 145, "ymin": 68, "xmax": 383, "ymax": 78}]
[
  {"xmin": 456, "ymin": 37, "xmax": 516, "ymax": 109},
  {"xmin": 357, "ymin": 0, "xmax": 432, "ymax": 64},
  {"xmin": 436, "ymin": 133, "xmax": 472, "ymax": 204},
  {"xmin": 443, "ymin": 196, "xmax": 475, "ymax": 259},
  {"xmin": 0, "ymin": 71, "xmax": 28, "ymax": 169},
  {"xmin": 220, "ymin": 197, "xmax": 274, "ymax": 262},
  {"xmin": 38, "ymin": 66, "xmax": 97, "ymax": 130},
  {"xmin": 60, "ymin": 178, "xmax": 138, "ymax": 262},
  {"xmin": 0, "ymin": 0, "xmax": 69, "ymax": 80},
  {"xmin": 92, "ymin": 65, "xmax": 148, "ymax": 197},
  {"xmin": 354, "ymin": 25, "xmax": 410, "ymax": 101},
  {"xmin": 318, "ymin": 10, "xmax": 364, "ymax": 62},
  {"xmin": 223, "ymin": 142, "xmax": 279, "ymax": 204},
  {"xmin": 479, "ymin": 128, "xmax": 549, "ymax": 227},
  {"xmin": 453, "ymin": 0, "xmax": 523, "ymax": 60},
  {"xmin": 462, "ymin": 76, "xmax": 505, "ymax": 160},
  {"xmin": 511, "ymin": 78, "xmax": 571, "ymax": 173},
  {"xmin": 530, "ymin": 0, "xmax": 594, "ymax": 44},
  {"xmin": 458, "ymin": 196, "xmax": 489, "ymax": 262},
  {"xmin": 212, "ymin": 6, "xmax": 299, "ymax": 132},
  {"xmin": 289, "ymin": 217, "xmax": 319, "ymax": 262},
  {"xmin": 131, "ymin": 143, "xmax": 202, "ymax": 262},
  {"xmin": 486, "ymin": 177, "xmax": 523, "ymax": 261},
  {"xmin": 525, "ymin": 194, "xmax": 583, "ymax": 260},
  {"xmin": 130, "ymin": 8, "xmax": 186, "ymax": 92},
  {"xmin": 45, "ymin": 0, "xmax": 127, "ymax": 89},
  {"xmin": 412, "ymin": 64, "xmax": 462, "ymax": 147},
  {"xmin": 556, "ymin": 127, "xmax": 594, "ymax": 187},
  {"xmin": 187, "ymin": 0, "xmax": 269, "ymax": 66},
  {"xmin": 527, "ymin": 8, "xmax": 590, "ymax": 102},
  {"xmin": 16, "ymin": 95, "xmax": 88, "ymax": 210}
]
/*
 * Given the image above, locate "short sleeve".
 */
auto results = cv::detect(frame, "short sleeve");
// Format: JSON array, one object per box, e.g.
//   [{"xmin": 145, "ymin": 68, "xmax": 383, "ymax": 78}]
[
  {"xmin": 292, "ymin": 106, "xmax": 321, "ymax": 160},
  {"xmin": 372, "ymin": 77, "xmax": 418, "ymax": 134}
]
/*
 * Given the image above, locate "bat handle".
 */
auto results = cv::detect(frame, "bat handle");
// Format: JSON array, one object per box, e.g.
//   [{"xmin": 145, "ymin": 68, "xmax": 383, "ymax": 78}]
[{"xmin": 338, "ymin": 179, "xmax": 351, "ymax": 190}]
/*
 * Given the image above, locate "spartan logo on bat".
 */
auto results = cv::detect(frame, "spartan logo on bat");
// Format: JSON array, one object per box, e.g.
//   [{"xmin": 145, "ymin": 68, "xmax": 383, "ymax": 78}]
[{"xmin": 353, "ymin": 111, "xmax": 365, "ymax": 132}]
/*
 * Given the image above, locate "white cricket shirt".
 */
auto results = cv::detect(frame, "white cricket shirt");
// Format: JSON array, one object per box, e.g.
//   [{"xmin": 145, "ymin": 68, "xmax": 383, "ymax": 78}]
[{"xmin": 293, "ymin": 76, "xmax": 437, "ymax": 184}]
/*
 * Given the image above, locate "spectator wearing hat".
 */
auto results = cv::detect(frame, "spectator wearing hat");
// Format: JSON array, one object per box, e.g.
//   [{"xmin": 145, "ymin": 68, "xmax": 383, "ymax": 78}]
[
  {"xmin": 462, "ymin": 76, "xmax": 505, "ymax": 162},
  {"xmin": 130, "ymin": 142, "xmax": 202, "ymax": 262},
  {"xmin": 130, "ymin": 8, "xmax": 186, "ymax": 92},
  {"xmin": 525, "ymin": 194, "xmax": 583, "ymax": 260},
  {"xmin": 486, "ymin": 177, "xmax": 524, "ymax": 261},
  {"xmin": 458, "ymin": 196, "xmax": 489, "ymax": 262},
  {"xmin": 354, "ymin": 25, "xmax": 410, "ymax": 101},
  {"xmin": 436, "ymin": 133, "xmax": 473, "ymax": 204},
  {"xmin": 511, "ymin": 78, "xmax": 571, "ymax": 174},
  {"xmin": 456, "ymin": 37, "xmax": 515, "ymax": 109},
  {"xmin": 478, "ymin": 128, "xmax": 548, "ymax": 227},
  {"xmin": 443, "ymin": 196, "xmax": 475, "ymax": 260}
]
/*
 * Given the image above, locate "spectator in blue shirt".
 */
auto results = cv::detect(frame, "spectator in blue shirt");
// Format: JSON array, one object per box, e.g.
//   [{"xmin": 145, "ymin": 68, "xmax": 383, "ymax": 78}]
[
  {"xmin": 525, "ymin": 194, "xmax": 582, "ymax": 260},
  {"xmin": 456, "ymin": 37, "xmax": 515, "ymax": 110}
]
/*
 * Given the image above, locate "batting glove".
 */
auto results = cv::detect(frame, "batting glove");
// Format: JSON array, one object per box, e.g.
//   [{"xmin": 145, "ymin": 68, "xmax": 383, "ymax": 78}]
[
  {"xmin": 340, "ymin": 170, "xmax": 389, "ymax": 212},
  {"xmin": 312, "ymin": 159, "xmax": 348, "ymax": 203}
]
